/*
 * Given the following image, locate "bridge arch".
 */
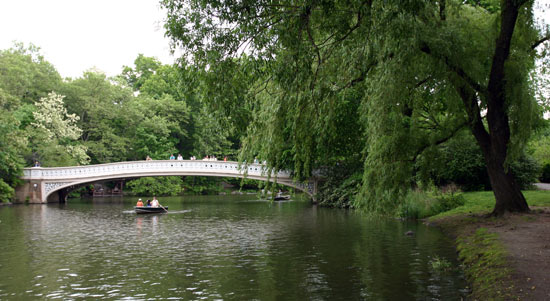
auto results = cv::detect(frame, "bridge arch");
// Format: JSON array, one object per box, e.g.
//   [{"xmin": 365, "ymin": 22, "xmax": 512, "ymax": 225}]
[{"xmin": 17, "ymin": 160, "xmax": 317, "ymax": 203}]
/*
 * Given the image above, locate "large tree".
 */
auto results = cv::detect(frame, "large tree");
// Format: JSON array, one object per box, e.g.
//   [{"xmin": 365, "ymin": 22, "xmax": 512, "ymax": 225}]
[
  {"xmin": 29, "ymin": 92, "xmax": 90, "ymax": 166},
  {"xmin": 162, "ymin": 0, "xmax": 549, "ymax": 215},
  {"xmin": 61, "ymin": 71, "xmax": 134, "ymax": 164},
  {"xmin": 0, "ymin": 43, "xmax": 62, "ymax": 201}
]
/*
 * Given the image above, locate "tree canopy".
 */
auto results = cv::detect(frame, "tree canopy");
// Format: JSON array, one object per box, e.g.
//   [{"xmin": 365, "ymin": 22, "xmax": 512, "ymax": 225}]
[
  {"xmin": 0, "ymin": 43, "xmax": 248, "ymax": 201},
  {"xmin": 162, "ymin": 0, "xmax": 550, "ymax": 215}
]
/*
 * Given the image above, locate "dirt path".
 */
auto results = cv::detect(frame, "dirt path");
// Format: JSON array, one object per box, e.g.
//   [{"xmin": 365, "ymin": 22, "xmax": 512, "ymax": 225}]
[
  {"xmin": 534, "ymin": 183, "xmax": 550, "ymax": 191},
  {"xmin": 481, "ymin": 209, "xmax": 550, "ymax": 300}
]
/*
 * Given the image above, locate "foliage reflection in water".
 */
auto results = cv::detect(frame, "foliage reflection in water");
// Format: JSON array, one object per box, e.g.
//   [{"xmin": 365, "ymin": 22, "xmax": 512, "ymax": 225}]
[{"xmin": 0, "ymin": 195, "xmax": 467, "ymax": 299}]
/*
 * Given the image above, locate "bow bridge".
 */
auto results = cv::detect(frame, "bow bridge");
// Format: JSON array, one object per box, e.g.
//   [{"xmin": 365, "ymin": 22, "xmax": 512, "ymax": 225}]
[{"xmin": 15, "ymin": 160, "xmax": 318, "ymax": 203}]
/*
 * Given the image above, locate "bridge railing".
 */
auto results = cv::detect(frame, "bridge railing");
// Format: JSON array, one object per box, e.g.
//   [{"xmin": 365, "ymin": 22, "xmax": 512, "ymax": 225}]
[{"xmin": 22, "ymin": 160, "xmax": 292, "ymax": 180}]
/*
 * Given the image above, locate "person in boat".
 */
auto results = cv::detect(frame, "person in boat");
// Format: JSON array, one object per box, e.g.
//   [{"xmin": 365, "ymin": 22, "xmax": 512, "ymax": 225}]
[
  {"xmin": 151, "ymin": 196, "xmax": 160, "ymax": 208},
  {"xmin": 146, "ymin": 200, "xmax": 152, "ymax": 207},
  {"xmin": 277, "ymin": 189, "xmax": 283, "ymax": 197},
  {"xmin": 136, "ymin": 198, "xmax": 144, "ymax": 207}
]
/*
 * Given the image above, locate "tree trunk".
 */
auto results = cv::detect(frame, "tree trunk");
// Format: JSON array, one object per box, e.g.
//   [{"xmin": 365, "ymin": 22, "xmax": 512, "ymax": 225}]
[
  {"xmin": 475, "ymin": 0, "xmax": 530, "ymax": 217},
  {"xmin": 484, "ymin": 155, "xmax": 530, "ymax": 216}
]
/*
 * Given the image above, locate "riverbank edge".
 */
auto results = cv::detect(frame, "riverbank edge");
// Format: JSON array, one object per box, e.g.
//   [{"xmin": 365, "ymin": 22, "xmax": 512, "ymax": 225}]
[
  {"xmin": 428, "ymin": 214, "xmax": 515, "ymax": 300},
  {"xmin": 428, "ymin": 206, "xmax": 550, "ymax": 300}
]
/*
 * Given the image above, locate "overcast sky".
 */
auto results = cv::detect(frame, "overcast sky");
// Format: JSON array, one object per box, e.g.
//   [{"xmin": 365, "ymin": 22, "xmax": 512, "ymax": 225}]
[
  {"xmin": 0, "ymin": 0, "xmax": 175, "ymax": 78},
  {"xmin": 0, "ymin": 1, "xmax": 548, "ymax": 80}
]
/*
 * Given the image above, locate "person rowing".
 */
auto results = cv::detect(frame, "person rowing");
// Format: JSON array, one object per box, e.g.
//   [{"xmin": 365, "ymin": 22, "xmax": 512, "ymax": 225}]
[
  {"xmin": 151, "ymin": 196, "xmax": 159, "ymax": 208},
  {"xmin": 151, "ymin": 196, "xmax": 168, "ymax": 212}
]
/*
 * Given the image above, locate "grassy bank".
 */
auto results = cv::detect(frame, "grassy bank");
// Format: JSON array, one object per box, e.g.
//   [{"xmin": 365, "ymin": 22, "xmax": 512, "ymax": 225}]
[
  {"xmin": 431, "ymin": 190, "xmax": 550, "ymax": 219},
  {"xmin": 427, "ymin": 190, "xmax": 550, "ymax": 300}
]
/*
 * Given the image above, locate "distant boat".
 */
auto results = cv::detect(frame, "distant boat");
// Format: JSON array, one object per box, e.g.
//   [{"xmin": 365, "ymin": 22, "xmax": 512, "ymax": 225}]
[
  {"xmin": 273, "ymin": 195, "xmax": 291, "ymax": 201},
  {"xmin": 134, "ymin": 206, "xmax": 168, "ymax": 214}
]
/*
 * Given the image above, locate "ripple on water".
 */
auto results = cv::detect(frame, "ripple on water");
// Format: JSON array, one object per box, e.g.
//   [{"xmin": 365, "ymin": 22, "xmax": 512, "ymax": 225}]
[{"xmin": 0, "ymin": 197, "xmax": 467, "ymax": 300}]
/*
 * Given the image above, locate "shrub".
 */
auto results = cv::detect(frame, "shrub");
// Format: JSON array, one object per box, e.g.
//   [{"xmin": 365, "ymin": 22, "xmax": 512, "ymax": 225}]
[
  {"xmin": 397, "ymin": 190, "xmax": 465, "ymax": 219},
  {"xmin": 509, "ymin": 155, "xmax": 540, "ymax": 189},
  {"xmin": 430, "ymin": 193, "xmax": 466, "ymax": 215},
  {"xmin": 540, "ymin": 163, "xmax": 550, "ymax": 183},
  {"xmin": 0, "ymin": 179, "xmax": 14, "ymax": 203},
  {"xmin": 127, "ymin": 176, "xmax": 183, "ymax": 196}
]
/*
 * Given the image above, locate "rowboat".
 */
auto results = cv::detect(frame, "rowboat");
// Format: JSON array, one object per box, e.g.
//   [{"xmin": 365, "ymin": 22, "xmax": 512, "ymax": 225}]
[
  {"xmin": 273, "ymin": 195, "xmax": 291, "ymax": 201},
  {"xmin": 134, "ymin": 206, "xmax": 168, "ymax": 214}
]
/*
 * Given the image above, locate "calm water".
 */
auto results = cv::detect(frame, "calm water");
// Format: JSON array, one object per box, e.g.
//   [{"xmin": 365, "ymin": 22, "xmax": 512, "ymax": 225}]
[{"xmin": 0, "ymin": 195, "xmax": 467, "ymax": 300}]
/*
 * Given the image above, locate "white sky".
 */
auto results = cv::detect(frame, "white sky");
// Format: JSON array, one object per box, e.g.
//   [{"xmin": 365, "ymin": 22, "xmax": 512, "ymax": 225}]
[
  {"xmin": 0, "ymin": 1, "xmax": 548, "ymax": 80},
  {"xmin": 0, "ymin": 0, "xmax": 175, "ymax": 79}
]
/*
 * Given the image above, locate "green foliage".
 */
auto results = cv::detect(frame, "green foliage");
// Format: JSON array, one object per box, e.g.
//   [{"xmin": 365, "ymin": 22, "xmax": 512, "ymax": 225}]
[
  {"xmin": 397, "ymin": 190, "xmax": 466, "ymax": 219},
  {"xmin": 0, "ymin": 43, "xmax": 57, "ymax": 201},
  {"xmin": 121, "ymin": 58, "xmax": 197, "ymax": 160},
  {"xmin": 0, "ymin": 42, "xmax": 61, "ymax": 105},
  {"xmin": 429, "ymin": 256, "xmax": 452, "ymax": 272},
  {"xmin": 527, "ymin": 122, "xmax": 550, "ymax": 169},
  {"xmin": 181, "ymin": 176, "xmax": 223, "ymax": 194},
  {"xmin": 396, "ymin": 191, "xmax": 430, "ymax": 219},
  {"xmin": 28, "ymin": 92, "xmax": 89, "ymax": 166},
  {"xmin": 61, "ymin": 71, "xmax": 134, "ymax": 164},
  {"xmin": 0, "ymin": 44, "xmax": 247, "ymax": 200},
  {"xmin": 0, "ymin": 179, "xmax": 15, "ymax": 203},
  {"xmin": 417, "ymin": 132, "xmax": 539, "ymax": 191},
  {"xmin": 457, "ymin": 228, "xmax": 512, "ymax": 300},
  {"xmin": 126, "ymin": 176, "xmax": 183, "ymax": 196},
  {"xmin": 432, "ymin": 192, "xmax": 466, "ymax": 214},
  {"xmin": 191, "ymin": 106, "xmax": 233, "ymax": 158},
  {"xmin": 463, "ymin": 0, "xmax": 500, "ymax": 13},
  {"xmin": 317, "ymin": 156, "xmax": 363, "ymax": 208},
  {"xmin": 0, "ymin": 114, "xmax": 26, "ymax": 188},
  {"xmin": 162, "ymin": 0, "xmax": 546, "ymax": 215},
  {"xmin": 541, "ymin": 163, "xmax": 550, "ymax": 183},
  {"xmin": 509, "ymin": 154, "xmax": 540, "ymax": 189},
  {"xmin": 121, "ymin": 54, "xmax": 162, "ymax": 91},
  {"xmin": 417, "ymin": 132, "xmax": 489, "ymax": 191},
  {"xmin": 318, "ymin": 172, "xmax": 362, "ymax": 208}
]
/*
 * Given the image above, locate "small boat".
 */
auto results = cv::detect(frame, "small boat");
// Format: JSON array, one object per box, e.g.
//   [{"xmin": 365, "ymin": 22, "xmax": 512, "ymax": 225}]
[
  {"xmin": 134, "ymin": 206, "xmax": 168, "ymax": 214},
  {"xmin": 273, "ymin": 195, "xmax": 291, "ymax": 201}
]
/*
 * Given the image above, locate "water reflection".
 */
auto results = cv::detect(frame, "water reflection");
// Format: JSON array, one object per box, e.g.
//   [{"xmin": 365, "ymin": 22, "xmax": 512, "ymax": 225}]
[{"xmin": 0, "ymin": 195, "xmax": 467, "ymax": 300}]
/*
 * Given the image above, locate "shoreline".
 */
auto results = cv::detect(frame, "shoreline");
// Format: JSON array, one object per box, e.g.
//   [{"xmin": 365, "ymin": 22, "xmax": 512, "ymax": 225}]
[{"xmin": 432, "ymin": 208, "xmax": 550, "ymax": 300}]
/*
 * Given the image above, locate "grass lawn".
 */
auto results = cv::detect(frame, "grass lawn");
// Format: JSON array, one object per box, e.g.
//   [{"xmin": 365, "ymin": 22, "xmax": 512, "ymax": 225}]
[{"xmin": 429, "ymin": 190, "xmax": 550, "ymax": 221}]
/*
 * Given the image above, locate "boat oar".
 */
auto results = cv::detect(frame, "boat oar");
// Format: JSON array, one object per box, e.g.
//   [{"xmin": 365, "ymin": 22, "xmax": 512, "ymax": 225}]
[{"xmin": 159, "ymin": 203, "xmax": 168, "ymax": 213}]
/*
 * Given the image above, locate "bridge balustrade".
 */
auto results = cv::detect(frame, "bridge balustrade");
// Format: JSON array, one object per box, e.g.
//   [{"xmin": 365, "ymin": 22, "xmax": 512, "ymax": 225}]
[{"xmin": 17, "ymin": 160, "xmax": 315, "ymax": 204}]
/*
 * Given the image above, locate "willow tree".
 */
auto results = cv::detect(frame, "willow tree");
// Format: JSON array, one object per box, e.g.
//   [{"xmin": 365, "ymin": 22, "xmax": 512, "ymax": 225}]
[{"xmin": 162, "ymin": 0, "xmax": 549, "ymax": 216}]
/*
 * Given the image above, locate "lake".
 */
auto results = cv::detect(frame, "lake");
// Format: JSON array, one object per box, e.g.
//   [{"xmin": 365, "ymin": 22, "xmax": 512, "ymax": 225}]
[{"xmin": 0, "ymin": 194, "xmax": 467, "ymax": 299}]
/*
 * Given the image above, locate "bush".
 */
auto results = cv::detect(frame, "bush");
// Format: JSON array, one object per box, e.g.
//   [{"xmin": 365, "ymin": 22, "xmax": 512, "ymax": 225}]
[
  {"xmin": 540, "ymin": 163, "xmax": 550, "ymax": 183},
  {"xmin": 0, "ymin": 179, "xmax": 14, "ymax": 203},
  {"xmin": 417, "ymin": 133, "xmax": 490, "ymax": 191},
  {"xmin": 418, "ymin": 132, "xmax": 540, "ymax": 191},
  {"xmin": 397, "ymin": 190, "xmax": 465, "ymax": 219},
  {"xmin": 430, "ymin": 193, "xmax": 465, "ymax": 215},
  {"xmin": 181, "ymin": 176, "xmax": 224, "ymax": 194},
  {"xmin": 127, "ymin": 176, "xmax": 183, "ymax": 196}
]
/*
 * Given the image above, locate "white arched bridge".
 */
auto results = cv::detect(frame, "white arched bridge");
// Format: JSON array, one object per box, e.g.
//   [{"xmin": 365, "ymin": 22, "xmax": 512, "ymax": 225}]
[{"xmin": 15, "ymin": 160, "xmax": 318, "ymax": 203}]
